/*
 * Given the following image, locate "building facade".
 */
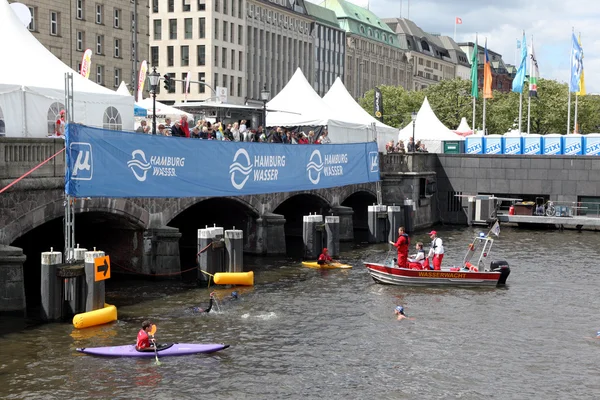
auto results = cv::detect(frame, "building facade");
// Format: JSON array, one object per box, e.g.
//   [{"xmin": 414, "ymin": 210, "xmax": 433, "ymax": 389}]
[
  {"xmin": 321, "ymin": 0, "xmax": 412, "ymax": 99},
  {"xmin": 384, "ymin": 18, "xmax": 455, "ymax": 91},
  {"xmin": 245, "ymin": 0, "xmax": 314, "ymax": 102},
  {"xmin": 459, "ymin": 42, "xmax": 514, "ymax": 93},
  {"xmin": 150, "ymin": 0, "xmax": 246, "ymax": 104},
  {"xmin": 304, "ymin": 1, "xmax": 345, "ymax": 96},
  {"xmin": 438, "ymin": 36, "xmax": 470, "ymax": 80},
  {"xmin": 11, "ymin": 0, "xmax": 149, "ymax": 92}
]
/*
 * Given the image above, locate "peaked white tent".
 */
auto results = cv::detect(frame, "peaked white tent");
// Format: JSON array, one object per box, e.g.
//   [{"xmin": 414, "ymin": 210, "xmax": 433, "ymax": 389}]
[
  {"xmin": 0, "ymin": 0, "xmax": 134, "ymax": 137},
  {"xmin": 454, "ymin": 117, "xmax": 474, "ymax": 137},
  {"xmin": 398, "ymin": 97, "xmax": 464, "ymax": 153},
  {"xmin": 116, "ymin": 81, "xmax": 131, "ymax": 96},
  {"xmin": 266, "ymin": 68, "xmax": 372, "ymax": 144},
  {"xmin": 323, "ymin": 78, "xmax": 398, "ymax": 151},
  {"xmin": 136, "ymin": 98, "xmax": 193, "ymax": 121}
]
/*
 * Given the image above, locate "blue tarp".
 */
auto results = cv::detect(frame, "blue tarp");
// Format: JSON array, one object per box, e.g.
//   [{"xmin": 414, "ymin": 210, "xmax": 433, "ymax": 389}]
[
  {"xmin": 65, "ymin": 124, "xmax": 380, "ymax": 198},
  {"xmin": 134, "ymin": 104, "xmax": 147, "ymax": 117}
]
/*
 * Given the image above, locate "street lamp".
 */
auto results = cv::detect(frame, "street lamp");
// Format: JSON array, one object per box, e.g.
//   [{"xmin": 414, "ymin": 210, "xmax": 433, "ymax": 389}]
[
  {"xmin": 148, "ymin": 66, "xmax": 161, "ymax": 135},
  {"xmin": 260, "ymin": 84, "xmax": 270, "ymax": 129},
  {"xmin": 411, "ymin": 111, "xmax": 417, "ymax": 152}
]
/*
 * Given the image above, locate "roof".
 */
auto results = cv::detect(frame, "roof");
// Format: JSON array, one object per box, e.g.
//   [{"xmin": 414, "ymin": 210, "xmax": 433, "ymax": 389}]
[
  {"xmin": 319, "ymin": 0, "xmax": 399, "ymax": 48},
  {"xmin": 172, "ymin": 101, "xmax": 263, "ymax": 111},
  {"xmin": 383, "ymin": 18, "xmax": 451, "ymax": 59},
  {"xmin": 304, "ymin": 2, "xmax": 340, "ymax": 28},
  {"xmin": 438, "ymin": 36, "xmax": 470, "ymax": 67}
]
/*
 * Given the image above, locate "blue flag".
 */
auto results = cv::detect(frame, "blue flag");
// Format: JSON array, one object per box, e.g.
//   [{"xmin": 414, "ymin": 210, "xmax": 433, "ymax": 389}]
[
  {"xmin": 570, "ymin": 33, "xmax": 583, "ymax": 92},
  {"xmin": 516, "ymin": 39, "xmax": 521, "ymax": 49},
  {"xmin": 511, "ymin": 32, "xmax": 528, "ymax": 93}
]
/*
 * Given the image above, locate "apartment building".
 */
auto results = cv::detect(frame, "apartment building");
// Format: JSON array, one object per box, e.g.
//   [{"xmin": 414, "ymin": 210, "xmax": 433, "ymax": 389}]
[
  {"xmin": 11, "ymin": 0, "xmax": 149, "ymax": 91},
  {"xmin": 150, "ymin": 0, "xmax": 246, "ymax": 103},
  {"xmin": 438, "ymin": 36, "xmax": 470, "ymax": 80},
  {"xmin": 384, "ymin": 18, "xmax": 455, "ymax": 91},
  {"xmin": 321, "ymin": 0, "xmax": 412, "ymax": 99},
  {"xmin": 459, "ymin": 42, "xmax": 514, "ymax": 93},
  {"xmin": 245, "ymin": 0, "xmax": 314, "ymax": 101}
]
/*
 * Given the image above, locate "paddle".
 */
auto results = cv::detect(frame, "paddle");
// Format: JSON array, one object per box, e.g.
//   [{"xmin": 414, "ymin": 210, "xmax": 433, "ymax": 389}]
[{"xmin": 150, "ymin": 324, "xmax": 161, "ymax": 365}]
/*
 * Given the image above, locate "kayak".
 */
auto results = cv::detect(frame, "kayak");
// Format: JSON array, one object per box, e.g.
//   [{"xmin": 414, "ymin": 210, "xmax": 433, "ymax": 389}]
[
  {"xmin": 302, "ymin": 261, "xmax": 352, "ymax": 269},
  {"xmin": 76, "ymin": 343, "xmax": 229, "ymax": 358}
]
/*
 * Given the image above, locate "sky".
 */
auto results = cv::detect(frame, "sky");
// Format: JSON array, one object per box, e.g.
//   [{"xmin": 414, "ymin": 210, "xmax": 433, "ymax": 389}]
[{"xmin": 313, "ymin": 0, "xmax": 600, "ymax": 93}]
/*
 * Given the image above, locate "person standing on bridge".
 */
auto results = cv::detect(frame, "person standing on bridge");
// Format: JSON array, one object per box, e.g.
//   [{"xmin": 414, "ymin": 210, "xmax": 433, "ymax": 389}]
[
  {"xmin": 389, "ymin": 227, "xmax": 410, "ymax": 268},
  {"xmin": 427, "ymin": 231, "xmax": 444, "ymax": 270}
]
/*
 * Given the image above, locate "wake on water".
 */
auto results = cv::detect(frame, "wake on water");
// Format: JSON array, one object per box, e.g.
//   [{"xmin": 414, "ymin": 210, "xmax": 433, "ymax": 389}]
[{"xmin": 241, "ymin": 312, "xmax": 278, "ymax": 320}]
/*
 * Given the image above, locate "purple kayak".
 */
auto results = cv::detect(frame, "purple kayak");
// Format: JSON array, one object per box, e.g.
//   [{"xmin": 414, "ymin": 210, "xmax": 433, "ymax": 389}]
[{"xmin": 76, "ymin": 343, "xmax": 229, "ymax": 358}]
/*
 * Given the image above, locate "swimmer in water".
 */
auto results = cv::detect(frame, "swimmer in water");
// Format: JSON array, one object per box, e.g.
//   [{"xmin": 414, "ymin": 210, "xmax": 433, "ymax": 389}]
[
  {"xmin": 394, "ymin": 306, "xmax": 408, "ymax": 321},
  {"xmin": 192, "ymin": 292, "xmax": 215, "ymax": 313}
]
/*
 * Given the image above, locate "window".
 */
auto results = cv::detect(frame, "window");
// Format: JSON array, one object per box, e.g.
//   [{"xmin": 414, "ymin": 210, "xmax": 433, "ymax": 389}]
[
  {"xmin": 197, "ymin": 45, "xmax": 206, "ymax": 65},
  {"xmin": 181, "ymin": 45, "xmax": 189, "ymax": 66},
  {"xmin": 223, "ymin": 0, "xmax": 228, "ymax": 14},
  {"xmin": 152, "ymin": 0, "xmax": 159, "ymax": 13},
  {"xmin": 222, "ymin": 74, "xmax": 227, "ymax": 89},
  {"xmin": 238, "ymin": 25, "xmax": 242, "ymax": 44},
  {"xmin": 421, "ymin": 40, "xmax": 430, "ymax": 52},
  {"xmin": 215, "ymin": 0, "xmax": 219, "ymax": 12},
  {"xmin": 96, "ymin": 35, "xmax": 103, "ymax": 54},
  {"xmin": 185, "ymin": 18, "xmax": 193, "ymax": 39},
  {"xmin": 183, "ymin": 0, "xmax": 191, "ymax": 11},
  {"xmin": 153, "ymin": 20, "xmax": 162, "ymax": 40},
  {"xmin": 238, "ymin": 0, "xmax": 242, "ymax": 18},
  {"xmin": 103, "ymin": 107, "xmax": 122, "ymax": 130},
  {"xmin": 198, "ymin": 0, "xmax": 206, "ymax": 11},
  {"xmin": 96, "ymin": 65, "xmax": 104, "ymax": 85},
  {"xmin": 214, "ymin": 45, "xmax": 219, "ymax": 66},
  {"xmin": 166, "ymin": 73, "xmax": 176, "ymax": 93},
  {"xmin": 418, "ymin": 58, "xmax": 424, "ymax": 66},
  {"xmin": 167, "ymin": 46, "xmax": 174, "ymax": 66},
  {"xmin": 419, "ymin": 177, "xmax": 436, "ymax": 198},
  {"xmin": 230, "ymin": 23, "xmax": 234, "ymax": 43},
  {"xmin": 198, "ymin": 18, "xmax": 205, "ymax": 38},
  {"xmin": 214, "ymin": 73, "xmax": 218, "ymax": 89},
  {"xmin": 214, "ymin": 18, "xmax": 219, "ymax": 39},
  {"xmin": 229, "ymin": 74, "xmax": 234, "ymax": 96},
  {"xmin": 151, "ymin": 46, "xmax": 159, "ymax": 66},
  {"xmin": 114, "ymin": 9, "xmax": 120, "ymax": 28},
  {"xmin": 76, "ymin": 31, "xmax": 84, "ymax": 51},
  {"xmin": 50, "ymin": 11, "xmax": 59, "ymax": 36},
  {"xmin": 114, "ymin": 39, "xmax": 120, "ymax": 58},
  {"xmin": 426, "ymin": 60, "xmax": 431, "ymax": 68},
  {"xmin": 114, "ymin": 68, "xmax": 121, "ymax": 88},
  {"xmin": 168, "ymin": 0, "xmax": 174, "ymax": 12},
  {"xmin": 169, "ymin": 19, "xmax": 177, "ymax": 39},
  {"xmin": 95, "ymin": 4, "xmax": 103, "ymax": 24},
  {"xmin": 433, "ymin": 62, "xmax": 439, "ymax": 70},
  {"xmin": 28, "ymin": 6, "xmax": 37, "ymax": 31},
  {"xmin": 223, "ymin": 21, "xmax": 228, "ymax": 41},
  {"xmin": 237, "ymin": 77, "xmax": 241, "ymax": 98},
  {"xmin": 231, "ymin": 49, "xmax": 235, "ymax": 69},
  {"xmin": 238, "ymin": 51, "xmax": 242, "ymax": 71},
  {"xmin": 222, "ymin": 47, "xmax": 227, "ymax": 68},
  {"xmin": 231, "ymin": 0, "xmax": 235, "ymax": 17},
  {"xmin": 47, "ymin": 102, "xmax": 65, "ymax": 134},
  {"xmin": 198, "ymin": 72, "xmax": 206, "ymax": 93},
  {"xmin": 76, "ymin": 0, "xmax": 84, "ymax": 20}
]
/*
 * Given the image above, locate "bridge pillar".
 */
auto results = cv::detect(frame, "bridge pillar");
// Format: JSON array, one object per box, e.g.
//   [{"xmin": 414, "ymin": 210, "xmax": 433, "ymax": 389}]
[
  {"xmin": 331, "ymin": 206, "xmax": 354, "ymax": 242},
  {"xmin": 142, "ymin": 227, "xmax": 182, "ymax": 278},
  {"xmin": 387, "ymin": 205, "xmax": 404, "ymax": 242},
  {"xmin": 0, "ymin": 245, "xmax": 26, "ymax": 315},
  {"xmin": 246, "ymin": 213, "xmax": 286, "ymax": 256},
  {"xmin": 368, "ymin": 205, "xmax": 388, "ymax": 243}
]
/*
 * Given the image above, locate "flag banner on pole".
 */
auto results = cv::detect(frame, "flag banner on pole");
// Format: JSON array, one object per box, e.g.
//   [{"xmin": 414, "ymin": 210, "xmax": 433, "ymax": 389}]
[
  {"xmin": 490, "ymin": 220, "xmax": 501, "ymax": 237},
  {"xmin": 570, "ymin": 33, "xmax": 583, "ymax": 93},
  {"xmin": 455, "ymin": 17, "xmax": 462, "ymax": 24},
  {"xmin": 470, "ymin": 36, "xmax": 478, "ymax": 98},
  {"xmin": 511, "ymin": 32, "xmax": 527, "ymax": 93},
  {"xmin": 577, "ymin": 34, "xmax": 586, "ymax": 96},
  {"xmin": 516, "ymin": 39, "xmax": 521, "ymax": 49},
  {"xmin": 137, "ymin": 60, "xmax": 148, "ymax": 103},
  {"xmin": 483, "ymin": 39, "xmax": 493, "ymax": 99},
  {"xmin": 529, "ymin": 41, "xmax": 539, "ymax": 97},
  {"xmin": 374, "ymin": 87, "xmax": 384, "ymax": 122},
  {"xmin": 80, "ymin": 49, "xmax": 92, "ymax": 79}
]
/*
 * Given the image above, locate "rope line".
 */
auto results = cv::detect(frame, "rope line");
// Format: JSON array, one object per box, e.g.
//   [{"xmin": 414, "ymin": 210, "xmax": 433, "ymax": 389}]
[{"xmin": 0, "ymin": 147, "xmax": 65, "ymax": 194}]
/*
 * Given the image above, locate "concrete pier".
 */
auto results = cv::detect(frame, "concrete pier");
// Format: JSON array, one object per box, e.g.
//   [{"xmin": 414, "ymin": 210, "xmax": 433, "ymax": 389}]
[
  {"xmin": 303, "ymin": 214, "xmax": 324, "ymax": 259},
  {"xmin": 84, "ymin": 250, "xmax": 106, "ymax": 312},
  {"xmin": 41, "ymin": 249, "xmax": 62, "ymax": 321},
  {"xmin": 0, "ymin": 245, "xmax": 26, "ymax": 314},
  {"xmin": 64, "ymin": 245, "xmax": 87, "ymax": 316},
  {"xmin": 368, "ymin": 205, "xmax": 388, "ymax": 243},
  {"xmin": 142, "ymin": 226, "xmax": 182, "ymax": 277},
  {"xmin": 387, "ymin": 205, "xmax": 404, "ymax": 243},
  {"xmin": 331, "ymin": 206, "xmax": 354, "ymax": 242},
  {"xmin": 325, "ymin": 216, "xmax": 340, "ymax": 258},
  {"xmin": 225, "ymin": 229, "xmax": 244, "ymax": 273}
]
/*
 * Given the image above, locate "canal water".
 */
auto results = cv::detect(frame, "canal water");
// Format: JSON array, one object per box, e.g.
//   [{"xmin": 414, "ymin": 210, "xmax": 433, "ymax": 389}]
[{"xmin": 2, "ymin": 226, "xmax": 600, "ymax": 399}]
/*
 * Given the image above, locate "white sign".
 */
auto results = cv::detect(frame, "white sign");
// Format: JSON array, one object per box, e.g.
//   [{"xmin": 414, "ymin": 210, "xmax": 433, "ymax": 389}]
[{"xmin": 216, "ymin": 86, "xmax": 228, "ymax": 103}]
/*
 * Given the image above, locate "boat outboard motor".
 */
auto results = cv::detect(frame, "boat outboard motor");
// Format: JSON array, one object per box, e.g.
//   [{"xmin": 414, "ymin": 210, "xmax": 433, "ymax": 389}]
[{"xmin": 490, "ymin": 260, "xmax": 511, "ymax": 285}]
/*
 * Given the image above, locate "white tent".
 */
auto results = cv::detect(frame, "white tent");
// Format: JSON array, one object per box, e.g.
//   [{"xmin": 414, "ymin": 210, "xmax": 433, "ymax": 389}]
[
  {"xmin": 136, "ymin": 98, "xmax": 193, "ymax": 121},
  {"xmin": 454, "ymin": 117, "xmax": 474, "ymax": 137},
  {"xmin": 323, "ymin": 77, "xmax": 398, "ymax": 151},
  {"xmin": 266, "ymin": 68, "xmax": 372, "ymax": 144},
  {"xmin": 116, "ymin": 81, "xmax": 131, "ymax": 96},
  {"xmin": 398, "ymin": 97, "xmax": 465, "ymax": 153},
  {"xmin": 0, "ymin": 0, "xmax": 134, "ymax": 137}
]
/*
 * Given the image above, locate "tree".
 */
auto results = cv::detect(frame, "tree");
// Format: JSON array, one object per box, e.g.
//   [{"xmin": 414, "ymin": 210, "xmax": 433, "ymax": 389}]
[{"xmin": 358, "ymin": 86, "xmax": 424, "ymax": 129}]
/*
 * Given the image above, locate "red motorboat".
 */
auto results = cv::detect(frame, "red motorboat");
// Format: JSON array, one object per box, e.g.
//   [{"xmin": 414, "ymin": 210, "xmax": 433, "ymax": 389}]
[{"xmin": 364, "ymin": 234, "xmax": 511, "ymax": 287}]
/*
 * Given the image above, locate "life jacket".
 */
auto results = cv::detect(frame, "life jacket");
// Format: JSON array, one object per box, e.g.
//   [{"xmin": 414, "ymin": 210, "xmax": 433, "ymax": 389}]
[
  {"xmin": 464, "ymin": 262, "xmax": 478, "ymax": 272},
  {"xmin": 402, "ymin": 233, "xmax": 410, "ymax": 246},
  {"xmin": 416, "ymin": 249, "xmax": 425, "ymax": 265}
]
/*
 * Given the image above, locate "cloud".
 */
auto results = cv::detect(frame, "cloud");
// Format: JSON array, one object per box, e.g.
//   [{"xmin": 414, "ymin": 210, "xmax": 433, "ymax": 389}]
[{"xmin": 317, "ymin": 0, "xmax": 600, "ymax": 93}]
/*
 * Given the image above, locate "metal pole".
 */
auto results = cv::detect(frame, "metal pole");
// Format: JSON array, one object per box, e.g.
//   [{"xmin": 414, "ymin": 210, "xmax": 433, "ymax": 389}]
[
  {"xmin": 482, "ymin": 98, "xmax": 486, "ymax": 136},
  {"xmin": 567, "ymin": 91, "xmax": 572, "ymax": 134},
  {"xmin": 412, "ymin": 120, "xmax": 415, "ymax": 151},
  {"xmin": 263, "ymin": 101, "xmax": 267, "ymax": 128},
  {"xmin": 64, "ymin": 73, "xmax": 75, "ymax": 263},
  {"xmin": 472, "ymin": 97, "xmax": 476, "ymax": 134},
  {"xmin": 574, "ymin": 94, "xmax": 579, "ymax": 133},
  {"xmin": 527, "ymin": 93, "xmax": 531, "ymax": 135},
  {"xmin": 152, "ymin": 91, "xmax": 157, "ymax": 135},
  {"xmin": 518, "ymin": 92, "xmax": 523, "ymax": 134}
]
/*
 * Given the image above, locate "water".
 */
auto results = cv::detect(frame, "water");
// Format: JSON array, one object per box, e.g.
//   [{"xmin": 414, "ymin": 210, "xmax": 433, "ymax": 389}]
[{"xmin": 2, "ymin": 226, "xmax": 600, "ymax": 399}]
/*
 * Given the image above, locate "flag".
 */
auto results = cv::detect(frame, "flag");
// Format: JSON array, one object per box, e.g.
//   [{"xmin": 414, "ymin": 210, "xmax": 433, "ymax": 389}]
[
  {"xmin": 455, "ymin": 17, "xmax": 462, "ymax": 25},
  {"xmin": 569, "ymin": 33, "xmax": 583, "ymax": 92},
  {"xmin": 516, "ymin": 39, "xmax": 521, "ymax": 49},
  {"xmin": 80, "ymin": 49, "xmax": 92, "ymax": 79},
  {"xmin": 511, "ymin": 31, "xmax": 527, "ymax": 93},
  {"xmin": 137, "ymin": 60, "xmax": 148, "ymax": 102},
  {"xmin": 470, "ymin": 36, "xmax": 478, "ymax": 98},
  {"xmin": 490, "ymin": 220, "xmax": 501, "ymax": 237},
  {"xmin": 374, "ymin": 87, "xmax": 384, "ymax": 122},
  {"xmin": 577, "ymin": 34, "xmax": 586, "ymax": 96},
  {"xmin": 483, "ymin": 39, "xmax": 493, "ymax": 99},
  {"xmin": 529, "ymin": 41, "xmax": 539, "ymax": 97}
]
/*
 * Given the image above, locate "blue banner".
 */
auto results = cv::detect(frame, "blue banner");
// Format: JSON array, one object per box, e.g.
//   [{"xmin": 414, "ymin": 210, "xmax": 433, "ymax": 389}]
[{"xmin": 65, "ymin": 125, "xmax": 380, "ymax": 198}]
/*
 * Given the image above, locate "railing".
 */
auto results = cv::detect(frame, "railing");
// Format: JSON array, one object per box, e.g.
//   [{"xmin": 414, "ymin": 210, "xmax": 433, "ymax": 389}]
[
  {"xmin": 0, "ymin": 138, "xmax": 65, "ymax": 180},
  {"xmin": 379, "ymin": 152, "xmax": 437, "ymax": 173}
]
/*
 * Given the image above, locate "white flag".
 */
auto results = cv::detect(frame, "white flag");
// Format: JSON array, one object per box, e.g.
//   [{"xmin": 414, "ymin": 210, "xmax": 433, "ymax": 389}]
[{"xmin": 490, "ymin": 221, "xmax": 501, "ymax": 237}]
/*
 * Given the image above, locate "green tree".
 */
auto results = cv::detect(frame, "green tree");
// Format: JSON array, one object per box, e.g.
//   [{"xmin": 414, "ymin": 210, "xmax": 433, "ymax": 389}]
[{"xmin": 358, "ymin": 86, "xmax": 424, "ymax": 129}]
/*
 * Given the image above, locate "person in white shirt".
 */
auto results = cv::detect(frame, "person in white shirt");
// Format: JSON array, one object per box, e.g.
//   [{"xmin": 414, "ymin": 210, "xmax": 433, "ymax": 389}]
[
  {"xmin": 408, "ymin": 242, "xmax": 428, "ymax": 270},
  {"xmin": 427, "ymin": 231, "xmax": 444, "ymax": 270}
]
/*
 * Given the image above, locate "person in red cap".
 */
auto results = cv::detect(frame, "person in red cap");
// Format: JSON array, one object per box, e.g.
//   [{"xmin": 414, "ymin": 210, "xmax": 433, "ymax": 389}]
[
  {"xmin": 317, "ymin": 248, "xmax": 333, "ymax": 265},
  {"xmin": 389, "ymin": 226, "xmax": 410, "ymax": 268},
  {"xmin": 427, "ymin": 230, "xmax": 444, "ymax": 270}
]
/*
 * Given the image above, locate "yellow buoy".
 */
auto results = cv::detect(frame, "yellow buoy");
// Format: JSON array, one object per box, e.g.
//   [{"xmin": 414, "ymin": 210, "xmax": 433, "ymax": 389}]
[
  {"xmin": 213, "ymin": 271, "xmax": 254, "ymax": 286},
  {"xmin": 73, "ymin": 304, "xmax": 118, "ymax": 329}
]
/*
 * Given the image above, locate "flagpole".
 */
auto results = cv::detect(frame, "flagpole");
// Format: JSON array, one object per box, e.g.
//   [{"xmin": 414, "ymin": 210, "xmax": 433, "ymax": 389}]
[
  {"xmin": 518, "ymin": 92, "xmax": 523, "ymax": 134},
  {"xmin": 527, "ymin": 36, "xmax": 532, "ymax": 135},
  {"xmin": 472, "ymin": 97, "xmax": 476, "ymax": 134},
  {"xmin": 574, "ymin": 32, "xmax": 581, "ymax": 134},
  {"xmin": 567, "ymin": 27, "xmax": 574, "ymax": 135},
  {"xmin": 482, "ymin": 98, "xmax": 487, "ymax": 136}
]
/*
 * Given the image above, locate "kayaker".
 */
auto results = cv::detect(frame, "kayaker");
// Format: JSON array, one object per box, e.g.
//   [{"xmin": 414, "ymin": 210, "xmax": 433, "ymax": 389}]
[
  {"xmin": 317, "ymin": 248, "xmax": 333, "ymax": 265},
  {"xmin": 389, "ymin": 227, "xmax": 410, "ymax": 268},
  {"xmin": 394, "ymin": 306, "xmax": 408, "ymax": 321},
  {"xmin": 192, "ymin": 292, "xmax": 215, "ymax": 313},
  {"xmin": 427, "ymin": 230, "xmax": 444, "ymax": 270},
  {"xmin": 136, "ymin": 320, "xmax": 156, "ymax": 351}
]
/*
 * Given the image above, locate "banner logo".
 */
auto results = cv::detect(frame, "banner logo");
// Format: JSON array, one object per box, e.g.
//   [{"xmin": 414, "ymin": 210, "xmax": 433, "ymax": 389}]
[
  {"xmin": 230, "ymin": 149, "xmax": 252, "ymax": 190},
  {"xmin": 369, "ymin": 151, "xmax": 379, "ymax": 173},
  {"xmin": 70, "ymin": 142, "xmax": 93, "ymax": 180},
  {"xmin": 307, "ymin": 150, "xmax": 324, "ymax": 184},
  {"xmin": 127, "ymin": 150, "xmax": 151, "ymax": 182}
]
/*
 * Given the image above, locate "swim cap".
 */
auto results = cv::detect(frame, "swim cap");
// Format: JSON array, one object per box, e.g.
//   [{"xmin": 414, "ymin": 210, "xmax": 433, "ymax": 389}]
[
  {"xmin": 479, "ymin": 232, "xmax": 485, "ymax": 238},
  {"xmin": 231, "ymin": 291, "xmax": 238, "ymax": 298},
  {"xmin": 597, "ymin": 330, "xmax": 600, "ymax": 337},
  {"xmin": 395, "ymin": 306, "xmax": 404, "ymax": 315}
]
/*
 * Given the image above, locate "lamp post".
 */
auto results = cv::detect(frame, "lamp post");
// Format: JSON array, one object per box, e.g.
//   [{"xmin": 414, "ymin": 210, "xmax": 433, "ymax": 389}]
[
  {"xmin": 148, "ymin": 67, "xmax": 161, "ymax": 135},
  {"xmin": 411, "ymin": 111, "xmax": 417, "ymax": 152},
  {"xmin": 260, "ymin": 84, "xmax": 270, "ymax": 129}
]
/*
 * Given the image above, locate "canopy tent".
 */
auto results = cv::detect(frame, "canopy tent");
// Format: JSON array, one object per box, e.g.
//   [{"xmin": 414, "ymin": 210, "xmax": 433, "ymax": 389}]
[
  {"xmin": 454, "ymin": 117, "xmax": 474, "ymax": 137},
  {"xmin": 398, "ymin": 97, "xmax": 464, "ymax": 153},
  {"xmin": 323, "ymin": 77, "xmax": 398, "ymax": 151},
  {"xmin": 136, "ymin": 98, "xmax": 193, "ymax": 121},
  {"xmin": 134, "ymin": 104, "xmax": 147, "ymax": 117},
  {"xmin": 0, "ymin": 0, "xmax": 133, "ymax": 137},
  {"xmin": 266, "ymin": 68, "xmax": 372, "ymax": 145},
  {"xmin": 116, "ymin": 81, "xmax": 131, "ymax": 96}
]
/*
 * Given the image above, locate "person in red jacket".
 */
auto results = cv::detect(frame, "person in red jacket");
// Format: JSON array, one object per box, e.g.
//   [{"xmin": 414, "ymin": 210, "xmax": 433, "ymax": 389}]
[
  {"xmin": 136, "ymin": 320, "xmax": 155, "ymax": 351},
  {"xmin": 389, "ymin": 226, "xmax": 410, "ymax": 268},
  {"xmin": 317, "ymin": 248, "xmax": 333, "ymax": 265},
  {"xmin": 180, "ymin": 114, "xmax": 190, "ymax": 138}
]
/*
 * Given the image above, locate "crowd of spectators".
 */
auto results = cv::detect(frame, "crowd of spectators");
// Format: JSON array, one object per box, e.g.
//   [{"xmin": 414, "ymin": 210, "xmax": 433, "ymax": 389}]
[{"xmin": 386, "ymin": 137, "xmax": 428, "ymax": 153}]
